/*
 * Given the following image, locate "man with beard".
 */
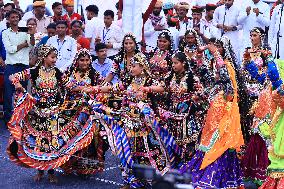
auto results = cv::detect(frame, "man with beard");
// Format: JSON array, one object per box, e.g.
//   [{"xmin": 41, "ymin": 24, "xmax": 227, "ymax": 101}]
[
  {"xmin": 52, "ymin": 2, "xmax": 67, "ymax": 23},
  {"xmin": 144, "ymin": 0, "xmax": 167, "ymax": 51}
]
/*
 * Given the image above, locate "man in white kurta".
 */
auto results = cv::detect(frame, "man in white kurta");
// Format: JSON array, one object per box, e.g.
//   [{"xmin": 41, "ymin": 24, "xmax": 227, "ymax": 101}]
[
  {"xmin": 200, "ymin": 4, "xmax": 218, "ymax": 43},
  {"xmin": 269, "ymin": 3, "xmax": 284, "ymax": 60},
  {"xmin": 144, "ymin": 1, "xmax": 167, "ymax": 51},
  {"xmin": 238, "ymin": 0, "xmax": 270, "ymax": 56},
  {"xmin": 122, "ymin": 0, "xmax": 143, "ymax": 41},
  {"xmin": 213, "ymin": 0, "xmax": 242, "ymax": 61}
]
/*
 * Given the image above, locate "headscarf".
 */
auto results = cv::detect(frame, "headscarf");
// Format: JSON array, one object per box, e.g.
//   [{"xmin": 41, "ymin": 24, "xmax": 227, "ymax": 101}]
[
  {"xmin": 157, "ymin": 29, "xmax": 174, "ymax": 52},
  {"xmin": 73, "ymin": 48, "xmax": 92, "ymax": 68},
  {"xmin": 117, "ymin": 33, "xmax": 139, "ymax": 57},
  {"xmin": 179, "ymin": 28, "xmax": 202, "ymax": 52},
  {"xmin": 131, "ymin": 52, "xmax": 151, "ymax": 76},
  {"xmin": 66, "ymin": 48, "xmax": 93, "ymax": 75},
  {"xmin": 36, "ymin": 44, "xmax": 58, "ymax": 67},
  {"xmin": 250, "ymin": 27, "xmax": 267, "ymax": 48}
]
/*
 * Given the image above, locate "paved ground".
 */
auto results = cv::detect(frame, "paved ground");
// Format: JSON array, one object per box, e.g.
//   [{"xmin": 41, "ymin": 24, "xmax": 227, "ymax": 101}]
[
  {"xmin": 0, "ymin": 120, "xmax": 260, "ymax": 189},
  {"xmin": 0, "ymin": 120, "xmax": 123, "ymax": 189}
]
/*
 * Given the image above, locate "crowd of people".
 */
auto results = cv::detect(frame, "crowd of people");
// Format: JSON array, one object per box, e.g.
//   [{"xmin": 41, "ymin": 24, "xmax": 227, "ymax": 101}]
[{"xmin": 1, "ymin": 0, "xmax": 284, "ymax": 188}]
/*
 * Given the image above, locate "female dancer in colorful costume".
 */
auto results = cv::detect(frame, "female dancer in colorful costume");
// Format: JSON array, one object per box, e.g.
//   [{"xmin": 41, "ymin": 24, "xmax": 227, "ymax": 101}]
[
  {"xmin": 105, "ymin": 33, "xmax": 140, "ymax": 85},
  {"xmin": 240, "ymin": 28, "xmax": 284, "ymax": 189},
  {"xmin": 6, "ymin": 45, "xmax": 99, "ymax": 182},
  {"xmin": 179, "ymin": 37, "xmax": 245, "ymax": 188},
  {"xmin": 92, "ymin": 52, "xmax": 180, "ymax": 188},
  {"xmin": 59, "ymin": 48, "xmax": 108, "ymax": 175},
  {"xmin": 159, "ymin": 51, "xmax": 203, "ymax": 161},
  {"xmin": 241, "ymin": 27, "xmax": 272, "ymax": 184},
  {"xmin": 147, "ymin": 30, "xmax": 173, "ymax": 81}
]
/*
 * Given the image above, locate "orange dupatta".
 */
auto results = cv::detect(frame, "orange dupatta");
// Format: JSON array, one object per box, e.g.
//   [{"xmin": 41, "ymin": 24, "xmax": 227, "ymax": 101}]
[{"xmin": 199, "ymin": 60, "xmax": 244, "ymax": 170}]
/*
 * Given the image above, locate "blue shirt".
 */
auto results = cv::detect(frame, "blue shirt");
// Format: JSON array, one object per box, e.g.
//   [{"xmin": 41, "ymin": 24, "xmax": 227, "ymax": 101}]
[
  {"xmin": 92, "ymin": 58, "xmax": 118, "ymax": 84},
  {"xmin": 0, "ymin": 31, "xmax": 6, "ymax": 61}
]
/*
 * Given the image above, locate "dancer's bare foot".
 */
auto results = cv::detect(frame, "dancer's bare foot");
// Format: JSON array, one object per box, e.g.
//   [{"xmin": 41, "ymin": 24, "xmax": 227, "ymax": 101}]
[
  {"xmin": 48, "ymin": 174, "xmax": 58, "ymax": 184},
  {"xmin": 33, "ymin": 172, "xmax": 44, "ymax": 182}
]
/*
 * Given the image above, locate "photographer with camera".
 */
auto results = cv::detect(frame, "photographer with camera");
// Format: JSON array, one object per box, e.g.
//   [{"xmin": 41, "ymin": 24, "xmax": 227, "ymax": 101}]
[{"xmin": 2, "ymin": 9, "xmax": 35, "ymax": 124}]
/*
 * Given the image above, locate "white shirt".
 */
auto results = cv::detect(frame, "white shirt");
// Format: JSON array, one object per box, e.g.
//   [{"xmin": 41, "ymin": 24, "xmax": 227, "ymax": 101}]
[
  {"xmin": 0, "ymin": 18, "xmax": 26, "ymax": 32},
  {"xmin": 200, "ymin": 18, "xmax": 218, "ymax": 40},
  {"xmin": 213, "ymin": 4, "xmax": 242, "ymax": 60},
  {"xmin": 144, "ymin": 16, "xmax": 167, "ymax": 51},
  {"xmin": 238, "ymin": 0, "xmax": 270, "ymax": 52},
  {"xmin": 269, "ymin": 4, "xmax": 284, "ymax": 60},
  {"xmin": 46, "ymin": 35, "xmax": 77, "ymax": 71},
  {"xmin": 21, "ymin": 11, "xmax": 34, "ymax": 21},
  {"xmin": 122, "ymin": 0, "xmax": 143, "ymax": 41},
  {"xmin": 2, "ymin": 28, "xmax": 33, "ymax": 66},
  {"xmin": 179, "ymin": 19, "xmax": 193, "ymax": 37},
  {"xmin": 96, "ymin": 24, "xmax": 124, "ymax": 57},
  {"xmin": 85, "ymin": 17, "xmax": 104, "ymax": 56},
  {"xmin": 168, "ymin": 27, "xmax": 180, "ymax": 50}
]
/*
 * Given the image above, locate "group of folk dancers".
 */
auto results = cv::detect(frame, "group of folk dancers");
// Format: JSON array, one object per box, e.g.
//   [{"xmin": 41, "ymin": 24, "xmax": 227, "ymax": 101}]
[{"xmin": 5, "ymin": 27, "xmax": 284, "ymax": 189}]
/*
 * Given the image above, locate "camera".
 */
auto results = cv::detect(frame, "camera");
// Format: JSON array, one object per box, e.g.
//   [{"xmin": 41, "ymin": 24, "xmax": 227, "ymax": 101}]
[{"xmin": 133, "ymin": 164, "xmax": 194, "ymax": 189}]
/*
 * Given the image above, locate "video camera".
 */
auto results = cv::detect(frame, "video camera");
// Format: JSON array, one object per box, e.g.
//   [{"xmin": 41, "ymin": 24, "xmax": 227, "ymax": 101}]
[{"xmin": 133, "ymin": 164, "xmax": 194, "ymax": 189}]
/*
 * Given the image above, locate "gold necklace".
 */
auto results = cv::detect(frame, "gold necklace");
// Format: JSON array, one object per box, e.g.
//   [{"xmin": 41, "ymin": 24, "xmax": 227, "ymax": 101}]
[
  {"xmin": 73, "ymin": 69, "xmax": 90, "ymax": 83},
  {"xmin": 39, "ymin": 66, "xmax": 56, "ymax": 83}
]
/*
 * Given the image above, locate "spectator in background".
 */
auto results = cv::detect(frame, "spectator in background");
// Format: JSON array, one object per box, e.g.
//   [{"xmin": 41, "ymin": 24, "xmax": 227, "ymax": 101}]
[
  {"xmin": 144, "ymin": 0, "xmax": 167, "ymax": 51},
  {"xmin": 85, "ymin": 5, "xmax": 104, "ymax": 59},
  {"xmin": 63, "ymin": 0, "xmax": 83, "ymax": 23},
  {"xmin": 114, "ymin": 2, "xmax": 122, "ymax": 28},
  {"xmin": 176, "ymin": 2, "xmax": 191, "ymax": 31},
  {"xmin": 46, "ymin": 20, "xmax": 76, "ymax": 71},
  {"xmin": 179, "ymin": 6, "xmax": 204, "ymax": 39},
  {"xmin": 25, "ymin": 0, "xmax": 52, "ymax": 16},
  {"xmin": 95, "ymin": 10, "xmax": 123, "ymax": 59},
  {"xmin": 162, "ymin": 1, "xmax": 175, "ymax": 16},
  {"xmin": 269, "ymin": 2, "xmax": 284, "ymax": 60},
  {"xmin": 199, "ymin": 4, "xmax": 218, "ymax": 43},
  {"xmin": 167, "ymin": 15, "xmax": 179, "ymax": 50},
  {"xmin": 92, "ymin": 43, "xmax": 118, "ymax": 84},
  {"xmin": 22, "ymin": 1, "xmax": 53, "ymax": 34},
  {"xmin": 37, "ymin": 23, "xmax": 56, "ymax": 46},
  {"xmin": 52, "ymin": 2, "xmax": 67, "ymax": 23},
  {"xmin": 213, "ymin": 0, "xmax": 242, "ymax": 60},
  {"xmin": 2, "ymin": 10, "xmax": 35, "ymax": 124},
  {"xmin": 70, "ymin": 20, "xmax": 90, "ymax": 50},
  {"xmin": 238, "ymin": 0, "xmax": 270, "ymax": 56},
  {"xmin": 0, "ymin": 3, "xmax": 15, "ymax": 32}
]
